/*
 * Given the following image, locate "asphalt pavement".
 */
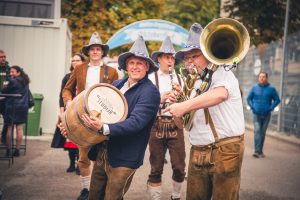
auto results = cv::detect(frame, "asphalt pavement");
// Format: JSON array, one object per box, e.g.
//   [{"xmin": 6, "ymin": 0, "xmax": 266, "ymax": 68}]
[{"xmin": 0, "ymin": 128, "xmax": 300, "ymax": 200}]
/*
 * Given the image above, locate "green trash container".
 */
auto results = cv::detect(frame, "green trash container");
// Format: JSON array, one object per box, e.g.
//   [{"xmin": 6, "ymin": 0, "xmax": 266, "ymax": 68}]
[{"xmin": 26, "ymin": 93, "xmax": 44, "ymax": 136}]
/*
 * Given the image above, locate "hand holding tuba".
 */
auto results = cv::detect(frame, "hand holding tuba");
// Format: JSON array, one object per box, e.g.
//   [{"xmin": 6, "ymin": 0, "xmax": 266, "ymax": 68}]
[{"xmin": 171, "ymin": 18, "xmax": 250, "ymax": 131}]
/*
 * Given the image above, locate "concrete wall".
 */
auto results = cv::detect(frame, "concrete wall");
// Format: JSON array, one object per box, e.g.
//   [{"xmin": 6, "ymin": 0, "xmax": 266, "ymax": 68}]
[{"xmin": 0, "ymin": 16, "xmax": 72, "ymax": 133}]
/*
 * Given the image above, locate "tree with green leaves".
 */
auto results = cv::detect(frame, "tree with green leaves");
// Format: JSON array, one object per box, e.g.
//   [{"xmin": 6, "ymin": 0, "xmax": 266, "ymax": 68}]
[
  {"xmin": 163, "ymin": 0, "xmax": 220, "ymax": 29},
  {"xmin": 223, "ymin": 0, "xmax": 300, "ymax": 45}
]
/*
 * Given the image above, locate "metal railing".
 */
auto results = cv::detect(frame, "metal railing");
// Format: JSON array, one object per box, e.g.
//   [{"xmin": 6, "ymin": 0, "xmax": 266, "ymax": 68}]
[{"xmin": 234, "ymin": 31, "xmax": 300, "ymax": 136}]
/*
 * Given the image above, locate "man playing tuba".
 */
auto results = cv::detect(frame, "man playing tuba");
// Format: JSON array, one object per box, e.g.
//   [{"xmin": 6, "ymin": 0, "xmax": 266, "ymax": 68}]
[{"xmin": 164, "ymin": 22, "xmax": 245, "ymax": 200}]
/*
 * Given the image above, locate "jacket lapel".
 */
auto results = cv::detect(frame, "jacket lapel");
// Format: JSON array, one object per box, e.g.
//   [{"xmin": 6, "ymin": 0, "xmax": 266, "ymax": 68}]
[
  {"xmin": 82, "ymin": 64, "xmax": 88, "ymax": 90},
  {"xmin": 100, "ymin": 65, "xmax": 104, "ymax": 83}
]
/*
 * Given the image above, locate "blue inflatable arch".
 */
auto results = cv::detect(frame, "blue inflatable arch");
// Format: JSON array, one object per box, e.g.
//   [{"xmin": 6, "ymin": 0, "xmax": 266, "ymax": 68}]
[{"xmin": 107, "ymin": 19, "xmax": 189, "ymax": 50}]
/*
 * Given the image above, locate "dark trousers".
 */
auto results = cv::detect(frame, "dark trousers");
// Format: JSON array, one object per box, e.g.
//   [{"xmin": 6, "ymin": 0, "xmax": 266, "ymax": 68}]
[
  {"xmin": 148, "ymin": 117, "xmax": 186, "ymax": 183},
  {"xmin": 0, "ymin": 101, "xmax": 7, "ymax": 145},
  {"xmin": 89, "ymin": 144, "xmax": 136, "ymax": 200},
  {"xmin": 253, "ymin": 113, "xmax": 271, "ymax": 154},
  {"xmin": 187, "ymin": 136, "xmax": 244, "ymax": 200},
  {"xmin": 67, "ymin": 148, "xmax": 78, "ymax": 167},
  {"xmin": 1, "ymin": 124, "xmax": 7, "ymax": 145}
]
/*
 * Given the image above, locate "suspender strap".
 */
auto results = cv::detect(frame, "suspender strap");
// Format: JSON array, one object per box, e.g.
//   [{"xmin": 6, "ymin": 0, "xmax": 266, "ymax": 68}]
[
  {"xmin": 154, "ymin": 72, "xmax": 163, "ymax": 116},
  {"xmin": 176, "ymin": 73, "xmax": 182, "ymax": 87},
  {"xmin": 103, "ymin": 65, "xmax": 108, "ymax": 83},
  {"xmin": 204, "ymin": 108, "xmax": 219, "ymax": 141},
  {"xmin": 154, "ymin": 72, "xmax": 159, "ymax": 90}
]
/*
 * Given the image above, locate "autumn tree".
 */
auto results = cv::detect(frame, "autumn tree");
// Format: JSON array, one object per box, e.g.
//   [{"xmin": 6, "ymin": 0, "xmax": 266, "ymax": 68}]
[
  {"xmin": 62, "ymin": 0, "xmax": 163, "ymax": 55},
  {"xmin": 62, "ymin": 0, "xmax": 220, "ymax": 55},
  {"xmin": 163, "ymin": 0, "xmax": 220, "ymax": 29}
]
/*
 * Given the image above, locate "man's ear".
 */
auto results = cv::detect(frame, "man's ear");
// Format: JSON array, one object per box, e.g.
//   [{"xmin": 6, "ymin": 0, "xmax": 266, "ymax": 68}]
[
  {"xmin": 157, "ymin": 56, "xmax": 162, "ymax": 63},
  {"xmin": 146, "ymin": 62, "xmax": 150, "ymax": 71}
]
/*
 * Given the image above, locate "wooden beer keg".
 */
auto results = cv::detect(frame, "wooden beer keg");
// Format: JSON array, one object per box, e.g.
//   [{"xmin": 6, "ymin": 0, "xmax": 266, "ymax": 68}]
[{"xmin": 61, "ymin": 83, "xmax": 128, "ymax": 147}]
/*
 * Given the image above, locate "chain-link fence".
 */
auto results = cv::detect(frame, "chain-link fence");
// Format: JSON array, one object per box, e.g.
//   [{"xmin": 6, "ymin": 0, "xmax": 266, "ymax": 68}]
[{"xmin": 234, "ymin": 31, "xmax": 300, "ymax": 136}]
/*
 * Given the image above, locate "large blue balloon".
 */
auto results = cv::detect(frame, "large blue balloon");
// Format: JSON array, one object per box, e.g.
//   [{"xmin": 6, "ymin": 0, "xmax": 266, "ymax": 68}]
[{"xmin": 107, "ymin": 19, "xmax": 188, "ymax": 49}]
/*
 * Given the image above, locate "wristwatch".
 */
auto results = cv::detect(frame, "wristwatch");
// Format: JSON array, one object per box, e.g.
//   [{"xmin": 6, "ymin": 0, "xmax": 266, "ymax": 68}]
[{"xmin": 98, "ymin": 126, "xmax": 104, "ymax": 135}]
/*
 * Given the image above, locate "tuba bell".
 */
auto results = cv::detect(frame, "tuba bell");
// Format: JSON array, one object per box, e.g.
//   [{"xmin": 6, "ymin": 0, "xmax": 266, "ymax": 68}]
[
  {"xmin": 200, "ymin": 17, "xmax": 250, "ymax": 67},
  {"xmin": 178, "ymin": 18, "xmax": 250, "ymax": 131}
]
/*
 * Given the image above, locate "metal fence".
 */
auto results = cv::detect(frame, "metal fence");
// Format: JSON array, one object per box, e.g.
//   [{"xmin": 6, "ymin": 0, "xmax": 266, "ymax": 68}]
[{"xmin": 234, "ymin": 31, "xmax": 300, "ymax": 136}]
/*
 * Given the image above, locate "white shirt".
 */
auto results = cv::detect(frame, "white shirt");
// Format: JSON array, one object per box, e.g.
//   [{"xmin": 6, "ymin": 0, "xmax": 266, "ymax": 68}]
[
  {"xmin": 148, "ymin": 68, "xmax": 181, "ymax": 116},
  {"xmin": 120, "ymin": 80, "xmax": 137, "ymax": 94},
  {"xmin": 189, "ymin": 67, "xmax": 245, "ymax": 145},
  {"xmin": 85, "ymin": 62, "xmax": 103, "ymax": 89}
]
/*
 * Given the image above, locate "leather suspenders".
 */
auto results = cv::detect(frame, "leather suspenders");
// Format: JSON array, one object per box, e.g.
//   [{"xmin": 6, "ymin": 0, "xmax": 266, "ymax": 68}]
[
  {"xmin": 204, "ymin": 108, "xmax": 219, "ymax": 142},
  {"xmin": 103, "ymin": 65, "xmax": 108, "ymax": 83}
]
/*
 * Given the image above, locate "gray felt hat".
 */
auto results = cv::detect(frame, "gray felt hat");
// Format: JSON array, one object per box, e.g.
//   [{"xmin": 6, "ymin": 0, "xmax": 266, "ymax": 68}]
[
  {"xmin": 82, "ymin": 32, "xmax": 109, "ymax": 57},
  {"xmin": 118, "ymin": 36, "xmax": 158, "ymax": 73},
  {"xmin": 175, "ymin": 23, "xmax": 203, "ymax": 62},
  {"xmin": 151, "ymin": 36, "xmax": 179, "ymax": 65}
]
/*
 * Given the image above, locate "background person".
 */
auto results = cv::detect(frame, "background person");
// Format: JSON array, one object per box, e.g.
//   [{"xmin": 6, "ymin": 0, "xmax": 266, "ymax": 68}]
[
  {"xmin": 2, "ymin": 66, "xmax": 30, "ymax": 157},
  {"xmin": 62, "ymin": 32, "xmax": 118, "ymax": 200},
  {"xmin": 0, "ymin": 50, "xmax": 9, "ymax": 90},
  {"xmin": 0, "ymin": 49, "xmax": 10, "ymax": 145},
  {"xmin": 51, "ymin": 54, "xmax": 85, "ymax": 174},
  {"xmin": 147, "ymin": 36, "xmax": 185, "ymax": 200},
  {"xmin": 247, "ymin": 71, "xmax": 280, "ymax": 158}
]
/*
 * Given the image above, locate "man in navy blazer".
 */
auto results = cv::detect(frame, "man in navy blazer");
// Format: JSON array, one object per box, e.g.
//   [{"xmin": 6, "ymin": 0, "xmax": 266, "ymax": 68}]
[{"xmin": 80, "ymin": 36, "xmax": 161, "ymax": 200}]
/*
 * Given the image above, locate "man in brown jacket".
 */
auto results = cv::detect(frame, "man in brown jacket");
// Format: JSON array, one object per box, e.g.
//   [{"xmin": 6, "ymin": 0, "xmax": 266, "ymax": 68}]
[{"xmin": 62, "ymin": 32, "xmax": 118, "ymax": 200}]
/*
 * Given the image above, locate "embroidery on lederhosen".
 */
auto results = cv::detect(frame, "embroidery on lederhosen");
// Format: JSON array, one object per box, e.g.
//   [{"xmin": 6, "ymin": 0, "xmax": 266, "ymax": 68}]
[{"xmin": 154, "ymin": 72, "xmax": 180, "ymax": 139}]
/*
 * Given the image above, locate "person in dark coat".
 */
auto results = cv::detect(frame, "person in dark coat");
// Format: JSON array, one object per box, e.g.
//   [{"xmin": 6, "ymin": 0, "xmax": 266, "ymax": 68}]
[
  {"xmin": 0, "ymin": 50, "xmax": 10, "ymax": 145},
  {"xmin": 61, "ymin": 36, "xmax": 161, "ymax": 200},
  {"xmin": 51, "ymin": 53, "xmax": 85, "ymax": 174},
  {"xmin": 0, "ymin": 50, "xmax": 9, "ymax": 91},
  {"xmin": 2, "ymin": 65, "xmax": 30, "ymax": 157}
]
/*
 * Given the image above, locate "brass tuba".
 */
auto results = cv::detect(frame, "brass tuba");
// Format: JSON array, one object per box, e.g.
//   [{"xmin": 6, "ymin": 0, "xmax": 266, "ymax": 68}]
[
  {"xmin": 177, "ymin": 18, "xmax": 250, "ymax": 131},
  {"xmin": 200, "ymin": 18, "xmax": 250, "ymax": 67}
]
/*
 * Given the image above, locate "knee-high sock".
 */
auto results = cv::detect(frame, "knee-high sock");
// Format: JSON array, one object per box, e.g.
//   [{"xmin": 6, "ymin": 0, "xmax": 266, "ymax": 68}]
[
  {"xmin": 147, "ymin": 184, "xmax": 161, "ymax": 200},
  {"xmin": 171, "ymin": 180, "xmax": 182, "ymax": 199},
  {"xmin": 80, "ymin": 175, "xmax": 91, "ymax": 190}
]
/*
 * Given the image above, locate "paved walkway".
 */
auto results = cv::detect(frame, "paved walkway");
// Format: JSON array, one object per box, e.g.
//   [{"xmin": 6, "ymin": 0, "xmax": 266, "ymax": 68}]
[{"xmin": 0, "ymin": 128, "xmax": 299, "ymax": 200}]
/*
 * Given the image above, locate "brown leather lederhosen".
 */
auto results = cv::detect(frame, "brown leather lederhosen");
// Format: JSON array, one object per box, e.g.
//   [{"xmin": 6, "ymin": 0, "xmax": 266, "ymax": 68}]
[
  {"xmin": 147, "ymin": 71, "xmax": 186, "ymax": 184},
  {"xmin": 187, "ymin": 108, "xmax": 245, "ymax": 200},
  {"xmin": 190, "ymin": 108, "xmax": 244, "ymax": 167},
  {"xmin": 154, "ymin": 71, "xmax": 182, "ymax": 138}
]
